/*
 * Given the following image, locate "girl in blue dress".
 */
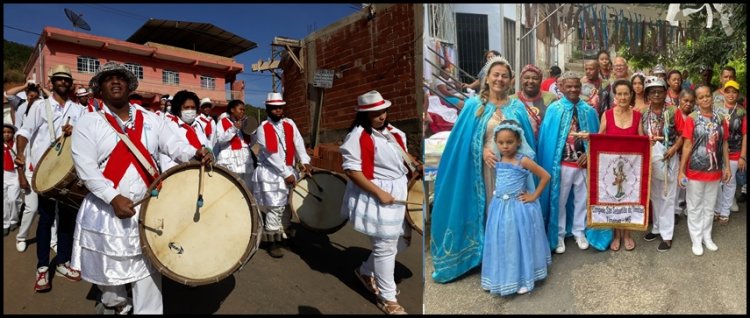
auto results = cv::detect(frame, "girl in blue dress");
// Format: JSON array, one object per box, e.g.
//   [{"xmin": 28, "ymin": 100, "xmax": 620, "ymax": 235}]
[{"xmin": 481, "ymin": 120, "xmax": 552, "ymax": 296}]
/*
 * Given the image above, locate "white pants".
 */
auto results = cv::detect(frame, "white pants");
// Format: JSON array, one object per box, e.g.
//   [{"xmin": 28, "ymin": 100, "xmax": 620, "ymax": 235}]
[
  {"xmin": 15, "ymin": 170, "xmax": 58, "ymax": 245},
  {"xmin": 650, "ymin": 156, "xmax": 678, "ymax": 240},
  {"xmin": 714, "ymin": 160, "xmax": 738, "ymax": 216},
  {"xmin": 99, "ymin": 273, "xmax": 163, "ymax": 314},
  {"xmin": 686, "ymin": 180, "xmax": 720, "ymax": 245},
  {"xmin": 3, "ymin": 170, "xmax": 21, "ymax": 229},
  {"xmin": 558, "ymin": 165, "xmax": 588, "ymax": 240},
  {"xmin": 261, "ymin": 205, "xmax": 290, "ymax": 232},
  {"xmin": 359, "ymin": 235, "xmax": 407, "ymax": 302}
]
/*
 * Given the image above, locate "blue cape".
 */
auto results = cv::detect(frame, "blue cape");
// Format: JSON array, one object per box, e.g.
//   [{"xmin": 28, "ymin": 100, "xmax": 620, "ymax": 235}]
[
  {"xmin": 430, "ymin": 96, "xmax": 535, "ymax": 283},
  {"xmin": 536, "ymin": 97, "xmax": 611, "ymax": 251}
]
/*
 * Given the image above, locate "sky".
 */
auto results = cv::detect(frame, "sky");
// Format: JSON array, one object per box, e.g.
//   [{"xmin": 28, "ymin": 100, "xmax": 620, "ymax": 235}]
[{"xmin": 3, "ymin": 3, "xmax": 360, "ymax": 108}]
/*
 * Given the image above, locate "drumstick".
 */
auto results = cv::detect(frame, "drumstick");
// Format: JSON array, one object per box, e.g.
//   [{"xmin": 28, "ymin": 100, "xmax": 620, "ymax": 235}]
[
  {"xmin": 131, "ymin": 195, "xmax": 151, "ymax": 209},
  {"xmin": 307, "ymin": 173, "xmax": 324, "ymax": 192},
  {"xmin": 56, "ymin": 117, "xmax": 72, "ymax": 153},
  {"xmin": 293, "ymin": 186, "xmax": 323, "ymax": 201},
  {"xmin": 197, "ymin": 164, "xmax": 205, "ymax": 208},
  {"xmin": 393, "ymin": 200, "xmax": 423, "ymax": 206}
]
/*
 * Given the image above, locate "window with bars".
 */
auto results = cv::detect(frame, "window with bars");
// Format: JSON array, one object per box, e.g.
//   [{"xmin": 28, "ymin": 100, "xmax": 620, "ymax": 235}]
[
  {"xmin": 503, "ymin": 18, "xmax": 535, "ymax": 69},
  {"xmin": 124, "ymin": 63, "xmax": 144, "ymax": 80},
  {"xmin": 200, "ymin": 75, "xmax": 215, "ymax": 90},
  {"xmin": 455, "ymin": 13, "xmax": 489, "ymax": 84},
  {"xmin": 77, "ymin": 56, "xmax": 100, "ymax": 74},
  {"xmin": 162, "ymin": 70, "xmax": 179, "ymax": 85}
]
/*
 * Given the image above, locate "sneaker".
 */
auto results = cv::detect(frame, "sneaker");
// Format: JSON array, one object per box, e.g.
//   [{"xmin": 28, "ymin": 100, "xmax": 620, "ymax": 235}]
[
  {"xmin": 517, "ymin": 287, "xmax": 529, "ymax": 295},
  {"xmin": 34, "ymin": 267, "xmax": 51, "ymax": 292},
  {"xmin": 555, "ymin": 239, "xmax": 566, "ymax": 254},
  {"xmin": 691, "ymin": 243, "xmax": 703, "ymax": 256},
  {"xmin": 575, "ymin": 236, "xmax": 589, "ymax": 250},
  {"xmin": 644, "ymin": 232, "xmax": 659, "ymax": 242},
  {"xmin": 268, "ymin": 243, "xmax": 284, "ymax": 258},
  {"xmin": 657, "ymin": 241, "xmax": 671, "ymax": 252},
  {"xmin": 55, "ymin": 261, "xmax": 82, "ymax": 281},
  {"xmin": 703, "ymin": 239, "xmax": 718, "ymax": 252},
  {"xmin": 730, "ymin": 199, "xmax": 739, "ymax": 212},
  {"xmin": 16, "ymin": 240, "xmax": 27, "ymax": 252}
]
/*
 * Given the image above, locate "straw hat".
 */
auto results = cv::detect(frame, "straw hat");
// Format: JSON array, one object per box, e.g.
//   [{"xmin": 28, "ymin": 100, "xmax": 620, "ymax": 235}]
[{"xmin": 356, "ymin": 90, "xmax": 391, "ymax": 112}]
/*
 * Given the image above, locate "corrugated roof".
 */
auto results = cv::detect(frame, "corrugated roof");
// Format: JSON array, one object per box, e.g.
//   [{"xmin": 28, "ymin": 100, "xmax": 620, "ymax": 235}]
[{"xmin": 126, "ymin": 19, "xmax": 257, "ymax": 58}]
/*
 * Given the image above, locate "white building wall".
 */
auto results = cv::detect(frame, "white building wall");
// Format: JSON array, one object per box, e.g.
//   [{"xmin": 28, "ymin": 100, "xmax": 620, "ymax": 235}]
[{"xmin": 453, "ymin": 4, "xmax": 510, "ymax": 55}]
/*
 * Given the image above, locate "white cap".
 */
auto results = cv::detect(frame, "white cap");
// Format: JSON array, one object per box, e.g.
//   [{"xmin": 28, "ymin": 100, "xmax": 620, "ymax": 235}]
[{"xmin": 200, "ymin": 97, "xmax": 213, "ymax": 108}]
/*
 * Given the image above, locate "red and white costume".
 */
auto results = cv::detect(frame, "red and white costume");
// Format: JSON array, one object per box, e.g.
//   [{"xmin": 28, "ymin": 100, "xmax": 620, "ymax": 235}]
[
  {"xmin": 71, "ymin": 104, "xmax": 196, "ymax": 313},
  {"xmin": 214, "ymin": 113, "xmax": 255, "ymax": 187},
  {"xmin": 159, "ymin": 113, "xmax": 210, "ymax": 171}
]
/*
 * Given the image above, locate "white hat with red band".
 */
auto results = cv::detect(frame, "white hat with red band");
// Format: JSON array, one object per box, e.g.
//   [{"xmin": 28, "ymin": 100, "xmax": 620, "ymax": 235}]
[
  {"xmin": 356, "ymin": 90, "xmax": 391, "ymax": 112},
  {"xmin": 265, "ymin": 92, "xmax": 286, "ymax": 106}
]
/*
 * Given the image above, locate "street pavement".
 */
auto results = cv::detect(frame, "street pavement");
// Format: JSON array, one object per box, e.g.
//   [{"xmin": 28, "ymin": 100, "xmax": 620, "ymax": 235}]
[
  {"xmin": 4, "ymin": 216, "xmax": 423, "ymax": 314},
  {"xmin": 425, "ymin": 200, "xmax": 747, "ymax": 314}
]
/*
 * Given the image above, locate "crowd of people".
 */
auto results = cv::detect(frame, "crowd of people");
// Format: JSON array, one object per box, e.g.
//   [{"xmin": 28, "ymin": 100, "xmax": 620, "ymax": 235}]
[
  {"xmin": 3, "ymin": 62, "xmax": 415, "ymax": 314},
  {"xmin": 429, "ymin": 54, "xmax": 746, "ymax": 297}
]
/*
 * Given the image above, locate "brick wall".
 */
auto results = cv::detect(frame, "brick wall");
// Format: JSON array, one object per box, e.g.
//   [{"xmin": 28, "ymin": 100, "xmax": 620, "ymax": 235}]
[{"xmin": 281, "ymin": 4, "xmax": 420, "ymax": 173}]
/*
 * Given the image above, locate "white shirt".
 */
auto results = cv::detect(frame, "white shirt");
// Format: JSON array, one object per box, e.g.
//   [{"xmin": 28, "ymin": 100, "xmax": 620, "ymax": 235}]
[
  {"xmin": 72, "ymin": 105, "xmax": 196, "ymax": 204},
  {"xmin": 340, "ymin": 125, "xmax": 409, "ymax": 180},
  {"xmin": 160, "ymin": 116, "xmax": 211, "ymax": 171},
  {"xmin": 15, "ymin": 96, "xmax": 85, "ymax": 168},
  {"xmin": 255, "ymin": 117, "xmax": 310, "ymax": 179},
  {"xmin": 197, "ymin": 113, "xmax": 216, "ymax": 148}
]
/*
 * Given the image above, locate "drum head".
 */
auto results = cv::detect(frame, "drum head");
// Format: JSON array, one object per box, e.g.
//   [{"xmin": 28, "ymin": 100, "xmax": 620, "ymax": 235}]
[
  {"xmin": 242, "ymin": 116, "xmax": 259, "ymax": 137},
  {"xmin": 32, "ymin": 136, "xmax": 75, "ymax": 195},
  {"xmin": 290, "ymin": 171, "xmax": 348, "ymax": 234},
  {"xmin": 139, "ymin": 162, "xmax": 261, "ymax": 286},
  {"xmin": 405, "ymin": 178, "xmax": 424, "ymax": 236}
]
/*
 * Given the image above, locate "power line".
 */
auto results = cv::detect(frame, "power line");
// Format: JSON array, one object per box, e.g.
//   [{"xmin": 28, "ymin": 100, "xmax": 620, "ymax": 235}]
[
  {"xmin": 4, "ymin": 25, "xmax": 40, "ymax": 36},
  {"xmin": 82, "ymin": 4, "xmax": 146, "ymax": 22}
]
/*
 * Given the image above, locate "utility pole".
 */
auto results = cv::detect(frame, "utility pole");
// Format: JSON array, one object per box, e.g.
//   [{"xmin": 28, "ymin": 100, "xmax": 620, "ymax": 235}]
[{"xmin": 515, "ymin": 4, "xmax": 522, "ymax": 94}]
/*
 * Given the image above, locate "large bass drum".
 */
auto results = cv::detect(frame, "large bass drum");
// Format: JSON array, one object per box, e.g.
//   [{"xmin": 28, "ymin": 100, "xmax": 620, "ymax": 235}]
[
  {"xmin": 405, "ymin": 174, "xmax": 424, "ymax": 236},
  {"xmin": 32, "ymin": 135, "xmax": 89, "ymax": 209},
  {"xmin": 289, "ymin": 170, "xmax": 348, "ymax": 234},
  {"xmin": 138, "ymin": 162, "xmax": 261, "ymax": 286}
]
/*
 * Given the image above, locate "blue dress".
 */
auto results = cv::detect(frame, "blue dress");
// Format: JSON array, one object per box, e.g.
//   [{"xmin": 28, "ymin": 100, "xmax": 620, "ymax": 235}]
[{"xmin": 481, "ymin": 154, "xmax": 551, "ymax": 296}]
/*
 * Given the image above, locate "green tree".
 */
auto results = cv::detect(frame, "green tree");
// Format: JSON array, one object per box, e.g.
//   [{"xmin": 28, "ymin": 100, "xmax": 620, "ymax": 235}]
[{"xmin": 3, "ymin": 40, "xmax": 34, "ymax": 84}]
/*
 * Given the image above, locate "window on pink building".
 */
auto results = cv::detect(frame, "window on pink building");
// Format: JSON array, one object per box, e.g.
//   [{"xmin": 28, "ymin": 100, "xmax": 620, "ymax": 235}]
[
  {"xmin": 163, "ymin": 70, "xmax": 179, "ymax": 85},
  {"xmin": 200, "ymin": 75, "xmax": 215, "ymax": 90},
  {"xmin": 77, "ymin": 56, "xmax": 100, "ymax": 74},
  {"xmin": 124, "ymin": 63, "xmax": 144, "ymax": 80}
]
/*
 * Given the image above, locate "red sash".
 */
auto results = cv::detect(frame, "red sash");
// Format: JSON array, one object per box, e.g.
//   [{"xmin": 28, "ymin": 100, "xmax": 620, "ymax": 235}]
[
  {"xmin": 101, "ymin": 110, "xmax": 159, "ymax": 188},
  {"xmin": 263, "ymin": 121, "xmax": 295, "ymax": 166},
  {"xmin": 221, "ymin": 117, "xmax": 245, "ymax": 150},
  {"xmin": 168, "ymin": 116, "xmax": 201, "ymax": 149},
  {"xmin": 359, "ymin": 126, "xmax": 406, "ymax": 180},
  {"xmin": 198, "ymin": 116, "xmax": 213, "ymax": 139},
  {"xmin": 4, "ymin": 141, "xmax": 14, "ymax": 171}
]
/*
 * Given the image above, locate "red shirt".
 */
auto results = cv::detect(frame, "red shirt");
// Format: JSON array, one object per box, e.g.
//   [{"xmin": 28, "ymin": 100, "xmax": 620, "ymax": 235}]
[{"xmin": 541, "ymin": 77, "xmax": 557, "ymax": 92}]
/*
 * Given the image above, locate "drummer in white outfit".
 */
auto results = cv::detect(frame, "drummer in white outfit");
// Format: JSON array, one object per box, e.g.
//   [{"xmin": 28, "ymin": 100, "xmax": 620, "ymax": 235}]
[
  {"xmin": 3, "ymin": 122, "xmax": 20, "ymax": 236},
  {"xmin": 249, "ymin": 92, "xmax": 311, "ymax": 258},
  {"xmin": 197, "ymin": 97, "xmax": 217, "ymax": 148},
  {"xmin": 340, "ymin": 90, "xmax": 409, "ymax": 315},
  {"xmin": 160, "ymin": 90, "xmax": 211, "ymax": 171},
  {"xmin": 70, "ymin": 62, "xmax": 213, "ymax": 314},
  {"xmin": 214, "ymin": 99, "xmax": 255, "ymax": 188}
]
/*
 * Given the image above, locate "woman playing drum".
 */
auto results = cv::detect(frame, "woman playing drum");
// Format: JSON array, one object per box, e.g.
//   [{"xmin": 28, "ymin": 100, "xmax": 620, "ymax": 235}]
[{"xmin": 340, "ymin": 90, "xmax": 410, "ymax": 315}]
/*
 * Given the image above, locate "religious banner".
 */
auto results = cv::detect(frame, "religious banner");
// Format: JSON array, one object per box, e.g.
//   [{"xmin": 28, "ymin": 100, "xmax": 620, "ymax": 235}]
[{"xmin": 587, "ymin": 134, "xmax": 651, "ymax": 231}]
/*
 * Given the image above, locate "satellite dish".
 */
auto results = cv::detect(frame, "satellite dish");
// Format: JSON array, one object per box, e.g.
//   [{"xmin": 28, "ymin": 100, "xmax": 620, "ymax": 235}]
[{"xmin": 64, "ymin": 8, "xmax": 91, "ymax": 31}]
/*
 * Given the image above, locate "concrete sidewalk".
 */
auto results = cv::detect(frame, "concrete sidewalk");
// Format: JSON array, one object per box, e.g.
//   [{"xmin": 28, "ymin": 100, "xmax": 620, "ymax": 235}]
[{"xmin": 425, "ymin": 201, "xmax": 747, "ymax": 314}]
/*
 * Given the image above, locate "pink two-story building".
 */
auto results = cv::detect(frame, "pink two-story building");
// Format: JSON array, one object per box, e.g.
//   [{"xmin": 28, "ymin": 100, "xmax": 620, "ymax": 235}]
[{"xmin": 23, "ymin": 20, "xmax": 256, "ymax": 115}]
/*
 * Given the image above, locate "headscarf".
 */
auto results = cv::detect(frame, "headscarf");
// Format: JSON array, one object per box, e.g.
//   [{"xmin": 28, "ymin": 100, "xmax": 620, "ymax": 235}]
[{"xmin": 520, "ymin": 64, "xmax": 543, "ymax": 78}]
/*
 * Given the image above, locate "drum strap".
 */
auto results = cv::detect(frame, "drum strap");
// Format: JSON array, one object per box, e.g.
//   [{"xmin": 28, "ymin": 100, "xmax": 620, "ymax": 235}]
[
  {"xmin": 384, "ymin": 126, "xmax": 419, "ymax": 174},
  {"xmin": 44, "ymin": 97, "xmax": 57, "ymax": 146},
  {"xmin": 97, "ymin": 110, "xmax": 160, "ymax": 187}
]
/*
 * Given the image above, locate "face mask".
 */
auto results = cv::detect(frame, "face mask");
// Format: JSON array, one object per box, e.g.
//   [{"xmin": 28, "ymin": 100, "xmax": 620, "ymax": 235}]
[{"xmin": 181, "ymin": 109, "xmax": 197, "ymax": 124}]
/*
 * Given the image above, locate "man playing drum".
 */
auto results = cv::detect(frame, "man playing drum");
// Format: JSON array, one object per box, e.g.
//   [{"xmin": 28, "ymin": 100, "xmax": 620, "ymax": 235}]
[
  {"xmin": 249, "ymin": 92, "xmax": 311, "ymax": 258},
  {"xmin": 70, "ymin": 62, "xmax": 213, "ymax": 314},
  {"xmin": 14, "ymin": 64, "xmax": 86, "ymax": 292}
]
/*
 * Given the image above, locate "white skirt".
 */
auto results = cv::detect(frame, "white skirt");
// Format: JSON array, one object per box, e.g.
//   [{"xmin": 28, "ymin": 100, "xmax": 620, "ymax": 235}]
[
  {"xmin": 72, "ymin": 193, "xmax": 154, "ymax": 286},
  {"xmin": 249, "ymin": 165, "xmax": 296, "ymax": 207},
  {"xmin": 341, "ymin": 174, "xmax": 408, "ymax": 239}
]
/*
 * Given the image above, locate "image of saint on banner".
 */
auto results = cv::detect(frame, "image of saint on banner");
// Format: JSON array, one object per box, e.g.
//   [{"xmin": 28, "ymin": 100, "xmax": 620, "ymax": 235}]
[{"xmin": 587, "ymin": 134, "xmax": 651, "ymax": 231}]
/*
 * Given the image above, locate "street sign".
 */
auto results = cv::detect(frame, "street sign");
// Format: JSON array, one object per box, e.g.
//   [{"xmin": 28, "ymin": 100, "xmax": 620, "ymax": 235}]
[{"xmin": 313, "ymin": 69, "xmax": 334, "ymax": 89}]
